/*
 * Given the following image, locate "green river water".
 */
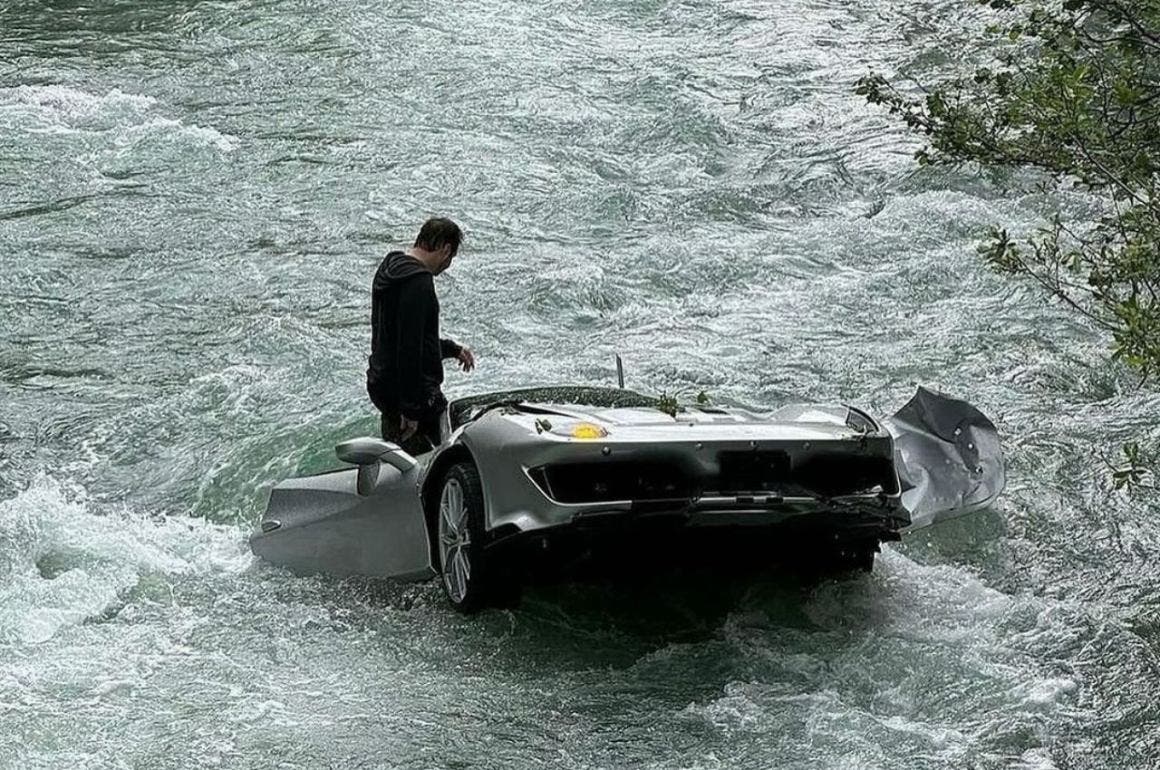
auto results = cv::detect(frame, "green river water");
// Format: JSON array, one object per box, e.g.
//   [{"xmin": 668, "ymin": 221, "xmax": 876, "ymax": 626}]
[{"xmin": 1, "ymin": 1, "xmax": 1158, "ymax": 768}]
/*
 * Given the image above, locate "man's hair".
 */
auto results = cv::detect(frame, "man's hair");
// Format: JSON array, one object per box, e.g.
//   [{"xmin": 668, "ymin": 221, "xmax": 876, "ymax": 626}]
[{"xmin": 414, "ymin": 217, "xmax": 463, "ymax": 256}]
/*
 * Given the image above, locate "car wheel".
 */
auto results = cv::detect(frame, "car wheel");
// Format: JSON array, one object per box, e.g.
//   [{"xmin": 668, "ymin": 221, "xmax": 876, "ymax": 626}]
[{"xmin": 437, "ymin": 461, "xmax": 493, "ymax": 613}]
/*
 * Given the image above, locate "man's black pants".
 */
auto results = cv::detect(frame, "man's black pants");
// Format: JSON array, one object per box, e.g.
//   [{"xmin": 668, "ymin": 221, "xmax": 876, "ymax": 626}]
[{"xmin": 380, "ymin": 409, "xmax": 442, "ymax": 456}]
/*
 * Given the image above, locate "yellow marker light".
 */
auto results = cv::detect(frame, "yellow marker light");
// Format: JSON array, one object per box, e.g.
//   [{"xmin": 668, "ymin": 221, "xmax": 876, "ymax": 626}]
[{"xmin": 570, "ymin": 422, "xmax": 608, "ymax": 440}]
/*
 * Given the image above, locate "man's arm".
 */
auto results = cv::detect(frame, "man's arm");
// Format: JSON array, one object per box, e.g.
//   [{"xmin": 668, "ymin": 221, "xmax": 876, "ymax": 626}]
[
  {"xmin": 395, "ymin": 275, "xmax": 434, "ymax": 420},
  {"xmin": 443, "ymin": 338, "xmax": 475, "ymax": 372},
  {"xmin": 439, "ymin": 338, "xmax": 461, "ymax": 359}
]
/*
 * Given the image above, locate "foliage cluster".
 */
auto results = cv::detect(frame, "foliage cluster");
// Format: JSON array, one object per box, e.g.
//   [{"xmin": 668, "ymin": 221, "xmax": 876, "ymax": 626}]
[
  {"xmin": 858, "ymin": 0, "xmax": 1160, "ymax": 488},
  {"xmin": 654, "ymin": 390, "xmax": 711, "ymax": 418}
]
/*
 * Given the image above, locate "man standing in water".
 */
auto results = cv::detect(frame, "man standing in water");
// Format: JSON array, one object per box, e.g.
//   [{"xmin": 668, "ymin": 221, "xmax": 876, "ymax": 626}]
[{"xmin": 367, "ymin": 217, "xmax": 475, "ymax": 454}]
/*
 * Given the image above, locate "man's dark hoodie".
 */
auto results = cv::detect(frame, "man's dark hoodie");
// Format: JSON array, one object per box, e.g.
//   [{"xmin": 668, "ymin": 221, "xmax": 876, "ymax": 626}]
[{"xmin": 366, "ymin": 251, "xmax": 461, "ymax": 421}]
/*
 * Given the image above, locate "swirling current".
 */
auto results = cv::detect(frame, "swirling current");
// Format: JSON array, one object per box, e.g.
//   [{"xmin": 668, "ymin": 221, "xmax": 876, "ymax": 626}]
[{"xmin": 1, "ymin": 1, "xmax": 1158, "ymax": 768}]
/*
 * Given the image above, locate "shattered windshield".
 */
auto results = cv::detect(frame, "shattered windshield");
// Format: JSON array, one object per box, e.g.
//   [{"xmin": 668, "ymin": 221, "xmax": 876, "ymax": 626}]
[{"xmin": 448, "ymin": 386, "xmax": 659, "ymax": 429}]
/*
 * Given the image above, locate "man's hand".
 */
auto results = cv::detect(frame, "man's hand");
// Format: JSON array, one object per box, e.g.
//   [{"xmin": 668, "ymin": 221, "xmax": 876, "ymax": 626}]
[
  {"xmin": 399, "ymin": 415, "xmax": 419, "ymax": 441},
  {"xmin": 456, "ymin": 346, "xmax": 476, "ymax": 372}
]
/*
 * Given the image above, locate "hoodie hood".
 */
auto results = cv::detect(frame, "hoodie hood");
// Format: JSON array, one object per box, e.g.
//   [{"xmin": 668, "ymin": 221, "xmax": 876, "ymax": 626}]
[{"xmin": 373, "ymin": 250, "xmax": 430, "ymax": 291}]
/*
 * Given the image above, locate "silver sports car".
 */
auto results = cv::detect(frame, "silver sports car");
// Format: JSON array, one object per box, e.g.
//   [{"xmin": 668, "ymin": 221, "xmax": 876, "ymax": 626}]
[{"xmin": 251, "ymin": 385, "xmax": 1004, "ymax": 612}]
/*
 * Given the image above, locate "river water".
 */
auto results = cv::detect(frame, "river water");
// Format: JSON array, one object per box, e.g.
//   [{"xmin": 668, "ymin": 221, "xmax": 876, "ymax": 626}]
[{"xmin": 2, "ymin": 1, "xmax": 1158, "ymax": 768}]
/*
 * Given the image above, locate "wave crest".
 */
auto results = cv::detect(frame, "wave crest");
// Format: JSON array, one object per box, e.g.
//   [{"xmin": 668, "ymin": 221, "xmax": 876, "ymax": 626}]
[{"xmin": 0, "ymin": 476, "xmax": 248, "ymax": 645}]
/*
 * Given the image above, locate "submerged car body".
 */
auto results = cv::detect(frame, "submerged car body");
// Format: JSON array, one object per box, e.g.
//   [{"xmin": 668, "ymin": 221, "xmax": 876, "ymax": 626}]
[{"xmin": 251, "ymin": 385, "xmax": 1004, "ymax": 608}]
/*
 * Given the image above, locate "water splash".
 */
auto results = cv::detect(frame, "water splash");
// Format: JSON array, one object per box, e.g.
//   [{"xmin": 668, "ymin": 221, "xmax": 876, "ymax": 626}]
[{"xmin": 0, "ymin": 476, "xmax": 248, "ymax": 645}]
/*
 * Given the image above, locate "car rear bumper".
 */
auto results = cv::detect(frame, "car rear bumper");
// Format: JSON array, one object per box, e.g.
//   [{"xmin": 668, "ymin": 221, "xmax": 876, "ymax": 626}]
[{"xmin": 481, "ymin": 505, "xmax": 903, "ymax": 581}]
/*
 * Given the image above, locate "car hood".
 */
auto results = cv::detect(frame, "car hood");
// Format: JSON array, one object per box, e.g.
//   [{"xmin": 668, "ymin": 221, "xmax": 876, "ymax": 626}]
[{"xmin": 495, "ymin": 402, "xmax": 876, "ymax": 443}]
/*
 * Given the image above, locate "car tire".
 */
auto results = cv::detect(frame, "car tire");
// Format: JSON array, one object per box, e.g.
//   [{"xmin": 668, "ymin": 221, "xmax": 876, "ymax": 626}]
[{"xmin": 436, "ymin": 461, "xmax": 497, "ymax": 613}]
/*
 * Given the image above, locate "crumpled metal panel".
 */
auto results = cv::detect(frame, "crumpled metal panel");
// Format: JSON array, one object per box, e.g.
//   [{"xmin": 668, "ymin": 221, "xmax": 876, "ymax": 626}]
[{"xmin": 881, "ymin": 387, "xmax": 1006, "ymax": 530}]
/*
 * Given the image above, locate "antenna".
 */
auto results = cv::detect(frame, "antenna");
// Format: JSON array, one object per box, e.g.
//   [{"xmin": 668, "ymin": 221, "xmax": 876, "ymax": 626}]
[{"xmin": 615, "ymin": 354, "xmax": 625, "ymax": 389}]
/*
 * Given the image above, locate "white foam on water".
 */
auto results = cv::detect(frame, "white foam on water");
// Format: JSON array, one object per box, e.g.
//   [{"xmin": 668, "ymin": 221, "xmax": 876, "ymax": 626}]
[
  {"xmin": 679, "ymin": 549, "xmax": 1090, "ymax": 766},
  {"xmin": 689, "ymin": 680, "xmax": 770, "ymax": 733},
  {"xmin": 0, "ymin": 84, "xmax": 237, "ymax": 152},
  {"xmin": 118, "ymin": 117, "xmax": 239, "ymax": 152},
  {"xmin": 0, "ymin": 475, "xmax": 249, "ymax": 646},
  {"xmin": 1010, "ymin": 677, "xmax": 1079, "ymax": 708},
  {"xmin": 799, "ymin": 548, "xmax": 1018, "ymax": 644},
  {"xmin": 0, "ymin": 84, "xmax": 156, "ymax": 123},
  {"xmin": 0, "ymin": 84, "xmax": 154, "ymax": 135},
  {"xmin": 1010, "ymin": 748, "xmax": 1059, "ymax": 770}
]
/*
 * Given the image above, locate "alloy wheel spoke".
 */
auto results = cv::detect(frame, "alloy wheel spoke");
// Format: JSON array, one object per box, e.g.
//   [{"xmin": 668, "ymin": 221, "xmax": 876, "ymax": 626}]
[
  {"xmin": 438, "ymin": 477, "xmax": 475, "ymax": 604},
  {"xmin": 449, "ymin": 486, "xmax": 462, "ymax": 525},
  {"xmin": 448, "ymin": 553, "xmax": 463, "ymax": 600},
  {"xmin": 444, "ymin": 547, "xmax": 460, "ymax": 597},
  {"xmin": 453, "ymin": 550, "xmax": 469, "ymax": 599},
  {"xmin": 459, "ymin": 548, "xmax": 472, "ymax": 581}
]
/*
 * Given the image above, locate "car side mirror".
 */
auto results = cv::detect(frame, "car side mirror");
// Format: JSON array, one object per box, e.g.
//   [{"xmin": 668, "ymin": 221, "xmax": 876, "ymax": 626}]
[
  {"xmin": 335, "ymin": 437, "xmax": 418, "ymax": 473},
  {"xmin": 336, "ymin": 437, "xmax": 418, "ymax": 498}
]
